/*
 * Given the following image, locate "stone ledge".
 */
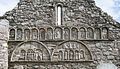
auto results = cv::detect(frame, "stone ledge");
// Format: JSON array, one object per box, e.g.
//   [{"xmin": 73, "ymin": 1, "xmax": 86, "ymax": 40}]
[{"xmin": 10, "ymin": 60, "xmax": 93, "ymax": 64}]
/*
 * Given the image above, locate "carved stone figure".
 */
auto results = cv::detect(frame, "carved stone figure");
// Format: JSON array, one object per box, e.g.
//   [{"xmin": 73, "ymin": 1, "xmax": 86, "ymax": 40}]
[
  {"xmin": 59, "ymin": 51, "xmax": 63, "ymax": 60},
  {"xmin": 79, "ymin": 28, "xmax": 86, "ymax": 39},
  {"xmin": 54, "ymin": 28, "xmax": 62, "ymax": 39},
  {"xmin": 1, "ymin": 0, "xmax": 120, "ymax": 69},
  {"xmin": 46, "ymin": 28, "xmax": 53, "ymax": 40},
  {"xmin": 24, "ymin": 29, "xmax": 30, "ymax": 40},
  {"xmin": 64, "ymin": 50, "xmax": 68, "ymax": 60},
  {"xmin": 87, "ymin": 28, "xmax": 94, "ymax": 39},
  {"xmin": 11, "ymin": 42, "xmax": 50, "ymax": 61},
  {"xmin": 9, "ymin": 29, "xmax": 15, "ymax": 40},
  {"xmin": 32, "ymin": 29, "xmax": 38, "ymax": 40},
  {"xmin": 102, "ymin": 28, "xmax": 108, "ymax": 39},
  {"xmin": 71, "ymin": 28, "xmax": 78, "ymax": 40},
  {"xmin": 75, "ymin": 50, "xmax": 79, "ymax": 60},
  {"xmin": 95, "ymin": 28, "xmax": 101, "ymax": 39},
  {"xmin": 63, "ymin": 28, "xmax": 70, "ymax": 40},
  {"xmin": 17, "ymin": 29, "xmax": 22, "ymax": 40},
  {"xmin": 52, "ymin": 41, "xmax": 92, "ymax": 61},
  {"xmin": 39, "ymin": 28, "xmax": 45, "ymax": 40}
]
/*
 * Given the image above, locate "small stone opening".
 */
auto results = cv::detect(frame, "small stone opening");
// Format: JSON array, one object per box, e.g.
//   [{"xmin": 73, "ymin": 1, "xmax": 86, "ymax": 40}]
[{"xmin": 56, "ymin": 5, "xmax": 62, "ymax": 26}]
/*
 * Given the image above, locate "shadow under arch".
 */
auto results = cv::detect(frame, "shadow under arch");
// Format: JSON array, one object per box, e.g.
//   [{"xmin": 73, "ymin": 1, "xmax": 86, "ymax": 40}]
[
  {"xmin": 51, "ymin": 40, "xmax": 93, "ymax": 61},
  {"xmin": 10, "ymin": 41, "xmax": 51, "ymax": 61}
]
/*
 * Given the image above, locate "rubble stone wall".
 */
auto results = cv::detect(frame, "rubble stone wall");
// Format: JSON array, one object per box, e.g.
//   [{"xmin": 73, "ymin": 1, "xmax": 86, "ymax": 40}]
[
  {"xmin": 0, "ymin": 19, "xmax": 9, "ymax": 69},
  {"xmin": 2, "ymin": 0, "xmax": 120, "ymax": 69}
]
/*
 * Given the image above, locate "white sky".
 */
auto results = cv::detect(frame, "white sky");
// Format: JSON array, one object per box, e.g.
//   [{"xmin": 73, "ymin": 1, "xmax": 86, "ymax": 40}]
[
  {"xmin": 95, "ymin": 0, "xmax": 120, "ymax": 22},
  {"xmin": 0, "ymin": 0, "xmax": 120, "ymax": 22}
]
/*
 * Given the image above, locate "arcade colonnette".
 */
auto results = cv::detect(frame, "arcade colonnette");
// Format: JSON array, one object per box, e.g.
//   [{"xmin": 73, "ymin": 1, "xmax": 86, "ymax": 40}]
[{"xmin": 0, "ymin": 0, "xmax": 120, "ymax": 69}]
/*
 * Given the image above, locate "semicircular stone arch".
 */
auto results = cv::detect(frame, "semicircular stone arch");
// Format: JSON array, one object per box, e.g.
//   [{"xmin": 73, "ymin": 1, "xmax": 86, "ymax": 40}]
[
  {"xmin": 11, "ymin": 41, "xmax": 51, "ymax": 62},
  {"xmin": 52, "ymin": 40, "xmax": 93, "ymax": 61}
]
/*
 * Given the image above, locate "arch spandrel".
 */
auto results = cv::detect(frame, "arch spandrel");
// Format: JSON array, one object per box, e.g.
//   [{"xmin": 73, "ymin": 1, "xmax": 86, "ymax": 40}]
[
  {"xmin": 52, "ymin": 41, "xmax": 93, "ymax": 61},
  {"xmin": 11, "ymin": 41, "xmax": 51, "ymax": 62}
]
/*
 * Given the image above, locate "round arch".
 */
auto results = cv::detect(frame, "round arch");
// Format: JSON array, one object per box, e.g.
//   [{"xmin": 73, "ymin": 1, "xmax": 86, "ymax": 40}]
[
  {"xmin": 11, "ymin": 41, "xmax": 51, "ymax": 61},
  {"xmin": 52, "ymin": 40, "xmax": 93, "ymax": 61}
]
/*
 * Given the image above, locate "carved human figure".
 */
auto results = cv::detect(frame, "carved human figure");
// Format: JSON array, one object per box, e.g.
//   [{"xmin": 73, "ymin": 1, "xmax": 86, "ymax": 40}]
[
  {"xmin": 102, "ymin": 28, "xmax": 108, "ymax": 39},
  {"xmin": 71, "ymin": 28, "xmax": 78, "ymax": 40},
  {"xmin": 79, "ymin": 50, "xmax": 85, "ymax": 59},
  {"xmin": 59, "ymin": 51, "xmax": 63, "ymax": 60},
  {"xmin": 24, "ymin": 29, "xmax": 30, "ymax": 40},
  {"xmin": 69, "ymin": 50, "xmax": 74, "ymax": 60},
  {"xmin": 87, "ymin": 28, "xmax": 94, "ymax": 39},
  {"xmin": 32, "ymin": 29, "xmax": 38, "ymax": 40},
  {"xmin": 64, "ymin": 50, "xmax": 68, "ymax": 60},
  {"xmin": 95, "ymin": 28, "xmax": 101, "ymax": 39},
  {"xmin": 35, "ymin": 51, "xmax": 40, "ymax": 61},
  {"xmin": 17, "ymin": 29, "xmax": 22, "ymax": 40},
  {"xmin": 27, "ymin": 49, "xmax": 34, "ymax": 61},
  {"xmin": 75, "ymin": 50, "xmax": 79, "ymax": 60},
  {"xmin": 54, "ymin": 28, "xmax": 62, "ymax": 39},
  {"xmin": 79, "ymin": 28, "xmax": 86, "ymax": 39},
  {"xmin": 20, "ymin": 49, "xmax": 26, "ymax": 60},
  {"xmin": 39, "ymin": 28, "xmax": 45, "ymax": 40},
  {"xmin": 64, "ymin": 28, "xmax": 70, "ymax": 40},
  {"xmin": 46, "ymin": 28, "xmax": 53, "ymax": 40},
  {"xmin": 10, "ymin": 29, "xmax": 15, "ymax": 40},
  {"xmin": 35, "ymin": 49, "xmax": 43, "ymax": 61}
]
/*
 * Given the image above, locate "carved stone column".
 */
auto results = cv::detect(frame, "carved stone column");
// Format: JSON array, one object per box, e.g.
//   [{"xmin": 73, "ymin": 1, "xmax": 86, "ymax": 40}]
[{"xmin": 0, "ymin": 19, "xmax": 9, "ymax": 69}]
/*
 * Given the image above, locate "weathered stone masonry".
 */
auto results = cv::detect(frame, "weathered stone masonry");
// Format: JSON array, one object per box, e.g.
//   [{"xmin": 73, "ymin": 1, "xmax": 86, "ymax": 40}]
[
  {"xmin": 0, "ymin": 0, "xmax": 120, "ymax": 69},
  {"xmin": 0, "ymin": 19, "xmax": 9, "ymax": 69}
]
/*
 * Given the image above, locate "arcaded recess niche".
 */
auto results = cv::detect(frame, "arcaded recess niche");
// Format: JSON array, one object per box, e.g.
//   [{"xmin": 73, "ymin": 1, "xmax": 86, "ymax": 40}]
[{"xmin": 1, "ymin": 0, "xmax": 120, "ymax": 69}]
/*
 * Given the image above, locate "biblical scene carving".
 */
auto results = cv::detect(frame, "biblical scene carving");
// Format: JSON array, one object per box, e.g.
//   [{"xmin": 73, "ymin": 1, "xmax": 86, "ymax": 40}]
[
  {"xmin": 5, "ymin": 0, "xmax": 120, "ymax": 69},
  {"xmin": 52, "ymin": 41, "xmax": 92, "ymax": 61},
  {"xmin": 11, "ymin": 42, "xmax": 50, "ymax": 61}
]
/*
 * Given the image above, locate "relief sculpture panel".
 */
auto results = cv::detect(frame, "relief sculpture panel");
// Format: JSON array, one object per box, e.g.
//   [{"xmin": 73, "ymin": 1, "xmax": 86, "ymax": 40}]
[
  {"xmin": 52, "ymin": 41, "xmax": 92, "ymax": 61},
  {"xmin": 11, "ymin": 42, "xmax": 50, "ymax": 61},
  {"xmin": 6, "ymin": 0, "xmax": 120, "ymax": 69}
]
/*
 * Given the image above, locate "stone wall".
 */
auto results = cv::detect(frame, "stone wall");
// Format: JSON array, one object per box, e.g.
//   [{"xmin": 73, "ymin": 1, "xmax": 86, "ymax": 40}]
[
  {"xmin": 0, "ymin": 19, "xmax": 9, "ymax": 69},
  {"xmin": 3, "ymin": 0, "xmax": 120, "ymax": 69}
]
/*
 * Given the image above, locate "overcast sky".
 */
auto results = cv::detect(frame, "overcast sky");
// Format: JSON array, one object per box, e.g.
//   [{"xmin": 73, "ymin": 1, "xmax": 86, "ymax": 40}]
[{"xmin": 0, "ymin": 0, "xmax": 120, "ymax": 22}]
